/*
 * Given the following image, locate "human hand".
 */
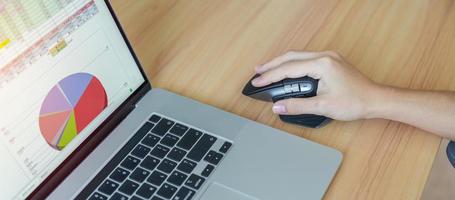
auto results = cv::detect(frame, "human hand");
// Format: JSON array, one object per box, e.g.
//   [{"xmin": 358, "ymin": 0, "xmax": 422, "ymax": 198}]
[{"xmin": 252, "ymin": 51, "xmax": 383, "ymax": 121}]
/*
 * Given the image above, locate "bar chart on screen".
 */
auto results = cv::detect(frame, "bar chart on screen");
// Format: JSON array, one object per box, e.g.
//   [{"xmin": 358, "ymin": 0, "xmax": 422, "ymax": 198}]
[{"xmin": 0, "ymin": 0, "xmax": 99, "ymax": 89}]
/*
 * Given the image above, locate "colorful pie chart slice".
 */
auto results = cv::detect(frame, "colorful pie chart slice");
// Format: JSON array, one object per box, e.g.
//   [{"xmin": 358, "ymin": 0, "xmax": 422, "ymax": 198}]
[{"xmin": 39, "ymin": 73, "xmax": 107, "ymax": 150}]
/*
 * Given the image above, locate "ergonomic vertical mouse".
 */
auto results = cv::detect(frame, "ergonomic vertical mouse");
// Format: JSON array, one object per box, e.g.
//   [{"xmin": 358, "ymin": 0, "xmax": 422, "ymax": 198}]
[{"xmin": 242, "ymin": 74, "xmax": 332, "ymax": 128}]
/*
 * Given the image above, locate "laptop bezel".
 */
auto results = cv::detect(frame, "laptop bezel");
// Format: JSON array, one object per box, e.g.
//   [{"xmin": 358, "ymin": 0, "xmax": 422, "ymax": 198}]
[{"xmin": 28, "ymin": 1, "xmax": 152, "ymax": 199}]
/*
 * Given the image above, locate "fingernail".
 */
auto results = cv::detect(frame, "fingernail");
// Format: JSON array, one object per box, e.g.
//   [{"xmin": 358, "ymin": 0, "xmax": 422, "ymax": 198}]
[
  {"xmin": 272, "ymin": 104, "xmax": 287, "ymax": 114},
  {"xmin": 251, "ymin": 77, "xmax": 262, "ymax": 85}
]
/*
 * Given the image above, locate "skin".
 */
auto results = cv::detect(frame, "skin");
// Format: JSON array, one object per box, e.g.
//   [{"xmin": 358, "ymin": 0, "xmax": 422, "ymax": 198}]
[{"xmin": 252, "ymin": 51, "xmax": 455, "ymax": 140}]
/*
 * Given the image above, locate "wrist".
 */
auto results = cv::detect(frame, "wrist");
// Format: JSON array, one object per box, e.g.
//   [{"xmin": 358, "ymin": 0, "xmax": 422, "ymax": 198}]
[{"xmin": 363, "ymin": 83, "xmax": 398, "ymax": 119}]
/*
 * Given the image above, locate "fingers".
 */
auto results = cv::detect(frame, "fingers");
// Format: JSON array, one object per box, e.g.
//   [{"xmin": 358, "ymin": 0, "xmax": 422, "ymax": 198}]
[
  {"xmin": 256, "ymin": 51, "xmax": 340, "ymax": 74},
  {"xmin": 272, "ymin": 97, "xmax": 325, "ymax": 115},
  {"xmin": 252, "ymin": 58, "xmax": 325, "ymax": 87}
]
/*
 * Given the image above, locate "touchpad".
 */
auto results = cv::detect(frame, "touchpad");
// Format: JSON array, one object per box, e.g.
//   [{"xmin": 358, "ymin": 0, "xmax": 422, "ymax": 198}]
[{"xmin": 200, "ymin": 182, "xmax": 258, "ymax": 200}]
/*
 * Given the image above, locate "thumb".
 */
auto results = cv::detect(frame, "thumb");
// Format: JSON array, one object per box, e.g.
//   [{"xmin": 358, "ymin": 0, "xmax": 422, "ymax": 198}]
[{"xmin": 272, "ymin": 97, "xmax": 324, "ymax": 115}]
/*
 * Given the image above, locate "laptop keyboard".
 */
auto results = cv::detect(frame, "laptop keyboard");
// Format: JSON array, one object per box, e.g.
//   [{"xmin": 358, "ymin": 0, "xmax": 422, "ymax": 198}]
[{"xmin": 77, "ymin": 113, "xmax": 233, "ymax": 200}]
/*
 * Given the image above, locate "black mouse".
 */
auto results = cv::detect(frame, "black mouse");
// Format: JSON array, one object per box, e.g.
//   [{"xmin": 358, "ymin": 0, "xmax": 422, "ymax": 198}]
[{"xmin": 242, "ymin": 74, "xmax": 332, "ymax": 128}]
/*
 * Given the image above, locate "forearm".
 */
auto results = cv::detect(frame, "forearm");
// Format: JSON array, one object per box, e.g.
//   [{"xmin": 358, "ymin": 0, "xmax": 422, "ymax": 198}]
[
  {"xmin": 252, "ymin": 50, "xmax": 455, "ymax": 138},
  {"xmin": 367, "ymin": 86, "xmax": 455, "ymax": 140}
]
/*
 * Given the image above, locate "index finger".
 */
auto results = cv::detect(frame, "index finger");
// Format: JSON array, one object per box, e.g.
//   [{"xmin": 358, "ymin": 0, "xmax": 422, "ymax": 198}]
[
  {"xmin": 252, "ymin": 58, "xmax": 325, "ymax": 87},
  {"xmin": 256, "ymin": 51, "xmax": 339, "ymax": 74}
]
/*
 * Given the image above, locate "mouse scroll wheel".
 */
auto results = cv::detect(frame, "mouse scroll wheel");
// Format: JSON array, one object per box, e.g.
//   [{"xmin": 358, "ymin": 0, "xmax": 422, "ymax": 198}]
[{"xmin": 284, "ymin": 83, "xmax": 313, "ymax": 93}]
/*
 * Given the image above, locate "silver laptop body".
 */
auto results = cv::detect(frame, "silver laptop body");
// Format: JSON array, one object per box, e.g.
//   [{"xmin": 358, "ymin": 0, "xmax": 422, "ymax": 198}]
[
  {"xmin": 0, "ymin": 0, "xmax": 341, "ymax": 199},
  {"xmin": 49, "ymin": 86, "xmax": 342, "ymax": 199}
]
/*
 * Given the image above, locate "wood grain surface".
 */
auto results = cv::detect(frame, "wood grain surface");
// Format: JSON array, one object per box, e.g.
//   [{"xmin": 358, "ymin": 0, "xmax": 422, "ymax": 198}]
[{"xmin": 110, "ymin": 0, "xmax": 455, "ymax": 199}]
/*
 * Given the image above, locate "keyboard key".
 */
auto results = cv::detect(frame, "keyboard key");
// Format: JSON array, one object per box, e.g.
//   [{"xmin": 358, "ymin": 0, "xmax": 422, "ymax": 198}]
[
  {"xmin": 176, "ymin": 129, "xmax": 203, "ymax": 150},
  {"xmin": 187, "ymin": 134, "xmax": 216, "ymax": 162},
  {"xmin": 136, "ymin": 183, "xmax": 157, "ymax": 199},
  {"xmin": 219, "ymin": 141, "xmax": 232, "ymax": 153},
  {"xmin": 185, "ymin": 174, "xmax": 205, "ymax": 190},
  {"xmin": 118, "ymin": 180, "xmax": 139, "ymax": 195},
  {"xmin": 98, "ymin": 179, "xmax": 119, "ymax": 195},
  {"xmin": 169, "ymin": 123, "xmax": 188, "ymax": 136},
  {"xmin": 160, "ymin": 134, "xmax": 179, "ymax": 147},
  {"xmin": 147, "ymin": 171, "xmax": 168, "ymax": 186},
  {"xmin": 173, "ymin": 187, "xmax": 196, "ymax": 200},
  {"xmin": 140, "ymin": 156, "xmax": 160, "ymax": 170},
  {"xmin": 150, "ymin": 144, "xmax": 170, "ymax": 158},
  {"xmin": 111, "ymin": 192, "xmax": 128, "ymax": 200},
  {"xmin": 168, "ymin": 171, "xmax": 188, "ymax": 186},
  {"xmin": 157, "ymin": 159, "xmax": 177, "ymax": 173},
  {"xmin": 204, "ymin": 150, "xmax": 224, "ymax": 165},
  {"xmin": 142, "ymin": 134, "xmax": 161, "ymax": 148},
  {"xmin": 131, "ymin": 196, "xmax": 143, "ymax": 200},
  {"xmin": 201, "ymin": 164, "xmax": 215, "ymax": 177},
  {"xmin": 149, "ymin": 114, "xmax": 161, "ymax": 123},
  {"xmin": 152, "ymin": 196, "xmax": 165, "ymax": 200},
  {"xmin": 167, "ymin": 147, "xmax": 186, "ymax": 162},
  {"xmin": 157, "ymin": 183, "xmax": 177, "ymax": 199},
  {"xmin": 177, "ymin": 159, "xmax": 197, "ymax": 174},
  {"xmin": 151, "ymin": 118, "xmax": 174, "ymax": 136},
  {"xmin": 89, "ymin": 192, "xmax": 107, "ymax": 200},
  {"xmin": 120, "ymin": 156, "xmax": 140, "ymax": 170},
  {"xmin": 110, "ymin": 168, "xmax": 130, "ymax": 183},
  {"xmin": 137, "ymin": 122, "xmax": 155, "ymax": 135},
  {"xmin": 130, "ymin": 167, "xmax": 151, "ymax": 183},
  {"xmin": 131, "ymin": 144, "xmax": 151, "ymax": 158}
]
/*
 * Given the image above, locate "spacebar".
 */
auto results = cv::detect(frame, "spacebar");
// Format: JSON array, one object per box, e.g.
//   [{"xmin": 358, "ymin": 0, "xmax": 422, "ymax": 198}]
[{"xmin": 187, "ymin": 134, "xmax": 216, "ymax": 162}]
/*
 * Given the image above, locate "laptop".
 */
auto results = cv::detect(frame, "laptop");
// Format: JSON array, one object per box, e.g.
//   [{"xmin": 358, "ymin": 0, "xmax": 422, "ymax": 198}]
[{"xmin": 0, "ymin": 0, "xmax": 342, "ymax": 199}]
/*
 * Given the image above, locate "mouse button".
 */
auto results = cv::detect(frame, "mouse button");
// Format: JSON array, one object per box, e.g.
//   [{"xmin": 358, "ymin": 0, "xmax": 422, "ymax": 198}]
[
  {"xmin": 242, "ymin": 74, "xmax": 265, "ymax": 93},
  {"xmin": 271, "ymin": 88, "xmax": 317, "ymax": 102},
  {"xmin": 242, "ymin": 81, "xmax": 257, "ymax": 95},
  {"xmin": 283, "ymin": 83, "xmax": 300, "ymax": 93},
  {"xmin": 299, "ymin": 82, "xmax": 313, "ymax": 92},
  {"xmin": 242, "ymin": 82, "xmax": 279, "ymax": 96},
  {"xmin": 242, "ymin": 78, "xmax": 262, "ymax": 95},
  {"xmin": 249, "ymin": 86, "xmax": 286, "ymax": 102},
  {"xmin": 243, "ymin": 76, "xmax": 284, "ymax": 96}
]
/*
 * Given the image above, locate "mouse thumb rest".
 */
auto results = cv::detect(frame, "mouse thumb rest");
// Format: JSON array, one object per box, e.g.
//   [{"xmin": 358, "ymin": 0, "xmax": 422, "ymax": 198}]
[
  {"xmin": 242, "ymin": 75, "xmax": 332, "ymax": 128},
  {"xmin": 272, "ymin": 95, "xmax": 332, "ymax": 128},
  {"xmin": 278, "ymin": 114, "xmax": 332, "ymax": 128}
]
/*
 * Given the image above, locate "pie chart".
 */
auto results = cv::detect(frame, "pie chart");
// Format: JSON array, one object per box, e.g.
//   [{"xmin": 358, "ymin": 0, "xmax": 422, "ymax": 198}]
[{"xmin": 39, "ymin": 73, "xmax": 107, "ymax": 150}]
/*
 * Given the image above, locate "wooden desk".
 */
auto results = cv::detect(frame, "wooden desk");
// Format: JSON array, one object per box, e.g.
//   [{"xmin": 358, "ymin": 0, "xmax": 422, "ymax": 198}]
[{"xmin": 111, "ymin": 0, "xmax": 455, "ymax": 199}]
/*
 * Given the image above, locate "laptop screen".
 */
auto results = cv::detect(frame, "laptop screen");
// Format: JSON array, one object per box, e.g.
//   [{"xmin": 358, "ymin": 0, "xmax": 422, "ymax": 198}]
[{"xmin": 0, "ymin": 0, "xmax": 145, "ymax": 198}]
